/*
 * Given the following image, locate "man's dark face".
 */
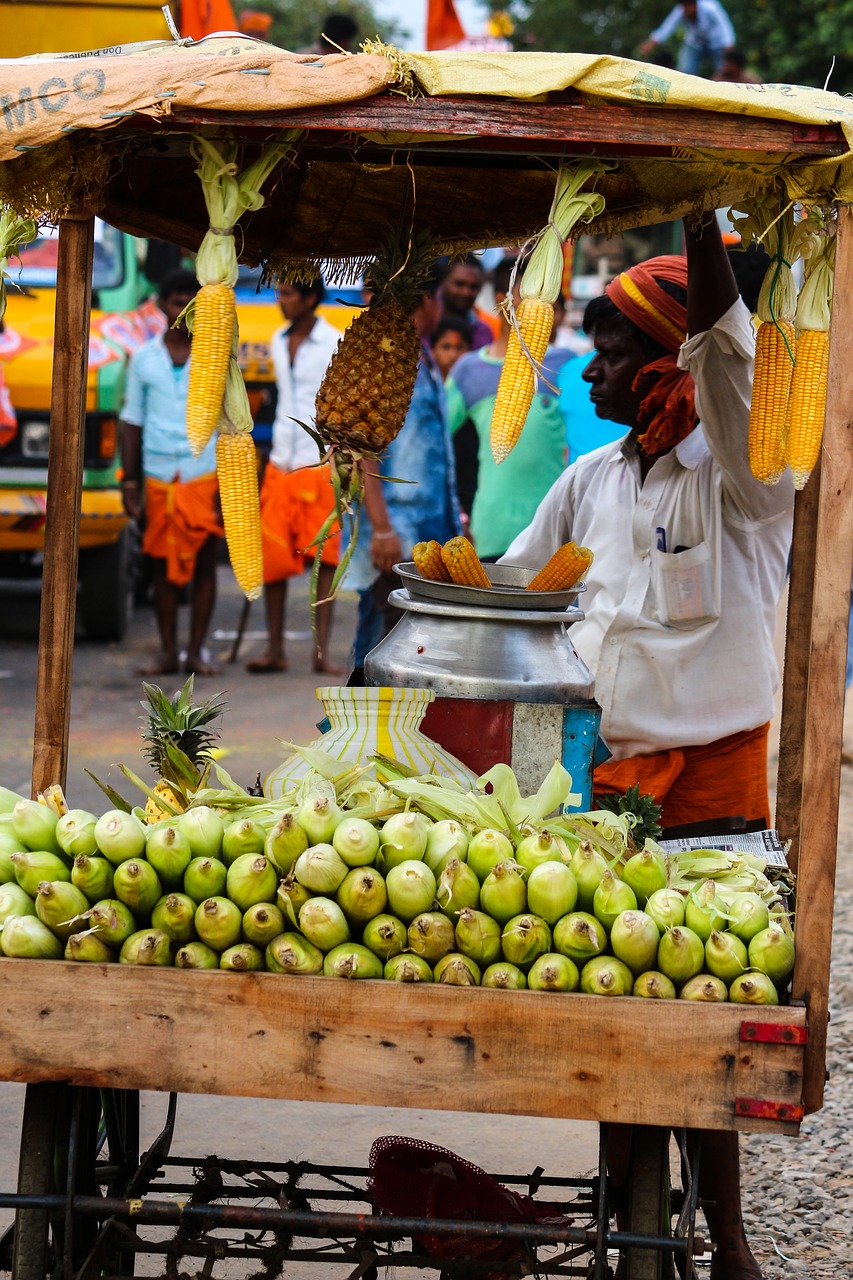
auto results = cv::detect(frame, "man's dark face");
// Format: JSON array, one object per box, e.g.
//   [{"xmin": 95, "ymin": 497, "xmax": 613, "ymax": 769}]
[
  {"xmin": 442, "ymin": 264, "xmax": 484, "ymax": 314},
  {"xmin": 682, "ymin": 0, "xmax": 698, "ymax": 21},
  {"xmin": 582, "ymin": 321, "xmax": 648, "ymax": 429}
]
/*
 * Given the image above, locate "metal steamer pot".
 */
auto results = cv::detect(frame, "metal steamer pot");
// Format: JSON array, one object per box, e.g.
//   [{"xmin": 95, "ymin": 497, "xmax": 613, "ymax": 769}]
[{"xmin": 364, "ymin": 564, "xmax": 603, "ymax": 806}]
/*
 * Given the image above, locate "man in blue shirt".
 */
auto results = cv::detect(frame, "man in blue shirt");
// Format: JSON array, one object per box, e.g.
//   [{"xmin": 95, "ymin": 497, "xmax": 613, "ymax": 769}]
[
  {"xmin": 344, "ymin": 270, "xmax": 462, "ymax": 683},
  {"xmin": 120, "ymin": 270, "xmax": 222, "ymax": 678},
  {"xmin": 640, "ymin": 0, "xmax": 736, "ymax": 76}
]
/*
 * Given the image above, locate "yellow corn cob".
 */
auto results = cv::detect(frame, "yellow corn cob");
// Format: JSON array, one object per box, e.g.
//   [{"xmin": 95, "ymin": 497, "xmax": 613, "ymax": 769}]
[
  {"xmin": 748, "ymin": 320, "xmax": 796, "ymax": 485},
  {"xmin": 187, "ymin": 283, "xmax": 237, "ymax": 456},
  {"xmin": 527, "ymin": 542, "xmax": 594, "ymax": 591},
  {"xmin": 441, "ymin": 536, "xmax": 492, "ymax": 588},
  {"xmin": 215, "ymin": 432, "xmax": 263, "ymax": 601},
  {"xmin": 412, "ymin": 540, "xmax": 452, "ymax": 582},
  {"xmin": 490, "ymin": 296, "xmax": 554, "ymax": 464},
  {"xmin": 785, "ymin": 328, "xmax": 829, "ymax": 491}
]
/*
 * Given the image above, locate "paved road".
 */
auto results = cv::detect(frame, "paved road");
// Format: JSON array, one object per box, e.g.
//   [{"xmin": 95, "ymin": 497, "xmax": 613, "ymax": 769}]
[{"xmin": 0, "ymin": 567, "xmax": 599, "ymax": 1271}]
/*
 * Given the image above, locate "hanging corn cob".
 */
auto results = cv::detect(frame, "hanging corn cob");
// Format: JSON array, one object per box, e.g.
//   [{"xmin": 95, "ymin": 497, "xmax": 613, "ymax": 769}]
[
  {"xmin": 489, "ymin": 162, "xmax": 607, "ymax": 465},
  {"xmin": 731, "ymin": 197, "xmax": 798, "ymax": 486},
  {"xmin": 0, "ymin": 206, "xmax": 37, "ymax": 322},
  {"xmin": 785, "ymin": 208, "xmax": 835, "ymax": 491},
  {"xmin": 215, "ymin": 328, "xmax": 263, "ymax": 601},
  {"xmin": 184, "ymin": 135, "xmax": 297, "ymax": 457},
  {"xmin": 526, "ymin": 542, "xmax": 594, "ymax": 592}
]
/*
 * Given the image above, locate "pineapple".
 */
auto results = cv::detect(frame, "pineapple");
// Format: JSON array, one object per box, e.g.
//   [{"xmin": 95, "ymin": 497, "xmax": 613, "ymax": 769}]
[
  {"xmin": 141, "ymin": 678, "xmax": 225, "ymax": 820},
  {"xmin": 314, "ymin": 230, "xmax": 437, "ymax": 460}
]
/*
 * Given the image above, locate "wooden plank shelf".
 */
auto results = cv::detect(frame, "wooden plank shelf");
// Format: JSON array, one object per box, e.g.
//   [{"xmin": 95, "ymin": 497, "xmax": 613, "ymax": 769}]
[{"xmin": 0, "ymin": 959, "xmax": 806, "ymax": 1135}]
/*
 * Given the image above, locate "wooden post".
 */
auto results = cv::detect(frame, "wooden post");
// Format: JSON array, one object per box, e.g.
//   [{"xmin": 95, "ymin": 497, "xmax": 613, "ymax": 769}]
[
  {"xmin": 30, "ymin": 215, "xmax": 95, "ymax": 797},
  {"xmin": 789, "ymin": 205, "xmax": 853, "ymax": 1113}
]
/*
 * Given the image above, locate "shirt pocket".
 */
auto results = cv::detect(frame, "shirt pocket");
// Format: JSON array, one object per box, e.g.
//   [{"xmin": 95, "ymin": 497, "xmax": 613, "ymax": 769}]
[{"xmin": 650, "ymin": 541, "xmax": 721, "ymax": 629}]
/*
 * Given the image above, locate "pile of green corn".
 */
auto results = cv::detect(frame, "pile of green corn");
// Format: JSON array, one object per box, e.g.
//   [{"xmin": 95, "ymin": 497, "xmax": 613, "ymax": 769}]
[{"xmin": 0, "ymin": 761, "xmax": 795, "ymax": 1002}]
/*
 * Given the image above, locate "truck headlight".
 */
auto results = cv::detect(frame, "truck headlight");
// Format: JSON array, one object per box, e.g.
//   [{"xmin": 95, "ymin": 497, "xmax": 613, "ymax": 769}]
[{"xmin": 20, "ymin": 420, "xmax": 50, "ymax": 459}]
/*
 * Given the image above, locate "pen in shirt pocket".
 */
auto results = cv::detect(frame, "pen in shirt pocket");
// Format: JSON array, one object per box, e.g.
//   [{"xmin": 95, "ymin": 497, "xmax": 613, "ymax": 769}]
[{"xmin": 656, "ymin": 527, "xmax": 667, "ymax": 552}]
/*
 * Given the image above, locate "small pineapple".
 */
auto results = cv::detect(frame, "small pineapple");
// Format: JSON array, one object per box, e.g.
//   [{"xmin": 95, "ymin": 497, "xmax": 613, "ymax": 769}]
[
  {"xmin": 141, "ymin": 678, "xmax": 225, "ymax": 820},
  {"xmin": 314, "ymin": 230, "xmax": 437, "ymax": 460}
]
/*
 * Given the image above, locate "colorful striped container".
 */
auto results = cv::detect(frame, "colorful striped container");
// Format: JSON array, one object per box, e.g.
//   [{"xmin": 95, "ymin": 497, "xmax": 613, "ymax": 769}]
[{"xmin": 264, "ymin": 686, "xmax": 479, "ymax": 798}]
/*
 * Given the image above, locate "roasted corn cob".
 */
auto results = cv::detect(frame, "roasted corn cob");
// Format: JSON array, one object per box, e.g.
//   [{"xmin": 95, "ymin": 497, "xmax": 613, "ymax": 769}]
[
  {"xmin": 412, "ymin": 540, "xmax": 452, "ymax": 582},
  {"xmin": 441, "ymin": 537, "xmax": 492, "ymax": 588},
  {"xmin": 527, "ymin": 542, "xmax": 594, "ymax": 591}
]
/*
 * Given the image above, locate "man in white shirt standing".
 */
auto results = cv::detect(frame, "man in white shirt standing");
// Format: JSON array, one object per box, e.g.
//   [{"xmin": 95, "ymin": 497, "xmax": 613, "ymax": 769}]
[
  {"xmin": 247, "ymin": 278, "xmax": 342, "ymax": 674},
  {"xmin": 640, "ymin": 0, "xmax": 736, "ymax": 77},
  {"xmin": 502, "ymin": 215, "xmax": 789, "ymax": 1280}
]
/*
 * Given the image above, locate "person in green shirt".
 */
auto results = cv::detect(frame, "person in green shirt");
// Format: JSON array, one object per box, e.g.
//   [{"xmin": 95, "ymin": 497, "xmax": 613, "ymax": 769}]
[{"xmin": 445, "ymin": 256, "xmax": 569, "ymax": 559}]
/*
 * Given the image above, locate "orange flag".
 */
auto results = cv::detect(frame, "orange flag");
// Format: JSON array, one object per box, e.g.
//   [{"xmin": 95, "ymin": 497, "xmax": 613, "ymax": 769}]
[
  {"xmin": 426, "ymin": 0, "xmax": 466, "ymax": 50},
  {"xmin": 180, "ymin": 0, "xmax": 238, "ymax": 41}
]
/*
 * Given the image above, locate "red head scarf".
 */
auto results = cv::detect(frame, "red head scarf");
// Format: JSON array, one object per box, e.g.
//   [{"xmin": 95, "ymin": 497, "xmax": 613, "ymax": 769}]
[{"xmin": 605, "ymin": 255, "xmax": 697, "ymax": 457}]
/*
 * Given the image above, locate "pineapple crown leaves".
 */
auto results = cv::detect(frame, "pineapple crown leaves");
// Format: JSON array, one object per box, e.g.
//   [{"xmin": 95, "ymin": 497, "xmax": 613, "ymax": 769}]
[
  {"xmin": 364, "ymin": 225, "xmax": 439, "ymax": 313},
  {"xmin": 596, "ymin": 783, "xmax": 663, "ymax": 844},
  {"xmin": 140, "ymin": 677, "xmax": 226, "ymax": 776}
]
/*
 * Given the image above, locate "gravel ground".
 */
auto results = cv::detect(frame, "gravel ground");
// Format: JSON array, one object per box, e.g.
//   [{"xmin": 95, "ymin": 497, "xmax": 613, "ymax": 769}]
[{"xmin": 736, "ymin": 756, "xmax": 853, "ymax": 1278}]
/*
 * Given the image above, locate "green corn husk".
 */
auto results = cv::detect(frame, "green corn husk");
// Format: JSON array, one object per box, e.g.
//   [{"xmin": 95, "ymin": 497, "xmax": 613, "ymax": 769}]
[
  {"xmin": 0, "ymin": 784, "xmax": 26, "ymax": 815},
  {"xmin": 481, "ymin": 961, "xmax": 527, "ymax": 989},
  {"xmin": 277, "ymin": 874, "xmax": 313, "ymax": 928},
  {"xmin": 65, "ymin": 931, "xmax": 116, "ymax": 963},
  {"xmin": 632, "ymin": 971, "xmax": 677, "ymax": 999},
  {"xmin": 1, "ymin": 914, "xmax": 63, "ymax": 959},
  {"xmin": 55, "ymin": 809, "xmax": 99, "ymax": 859},
  {"xmin": 501, "ymin": 914, "xmax": 551, "ymax": 969},
  {"xmin": 645, "ymin": 887, "xmax": 686, "ymax": 932},
  {"xmin": 11, "ymin": 799, "xmax": 61, "ymax": 856},
  {"xmin": 435, "ymin": 858, "xmax": 480, "ymax": 917},
  {"xmin": 384, "ymin": 953, "xmax": 433, "ymax": 982},
  {"xmin": 11, "ymin": 851, "xmax": 71, "ymax": 897},
  {"xmin": 728, "ymin": 972, "xmax": 779, "ymax": 1005},
  {"xmin": 704, "ymin": 930, "xmax": 748, "ymax": 986},
  {"xmin": 525, "ymin": 861, "xmax": 578, "ymax": 925},
  {"xmin": 194, "ymin": 896, "xmax": 242, "ymax": 952},
  {"xmin": 423, "ymin": 819, "xmax": 470, "ymax": 876},
  {"xmin": 226, "ymin": 853, "xmax": 278, "ymax": 911},
  {"xmin": 242, "ymin": 902, "xmax": 286, "ymax": 948},
  {"xmin": 323, "ymin": 942, "xmax": 383, "ymax": 979},
  {"xmin": 592, "ymin": 869, "xmax": 637, "ymax": 933},
  {"xmin": 685, "ymin": 880, "xmax": 727, "ymax": 942},
  {"xmin": 175, "ymin": 940, "xmax": 220, "ymax": 970},
  {"xmin": 620, "ymin": 847, "xmax": 668, "ymax": 906},
  {"xmin": 119, "ymin": 929, "xmax": 173, "ymax": 966},
  {"xmin": 514, "ymin": 830, "xmax": 564, "ymax": 874},
  {"xmin": 266, "ymin": 931, "xmax": 324, "ymax": 975},
  {"xmin": 385, "ymin": 860, "xmax": 436, "ymax": 924},
  {"xmin": 579, "ymin": 954, "xmax": 633, "ymax": 996},
  {"xmin": 221, "ymin": 818, "xmax": 267, "ymax": 867},
  {"xmin": 151, "ymin": 893, "xmax": 198, "ymax": 944},
  {"xmin": 0, "ymin": 882, "xmax": 36, "ymax": 926},
  {"xmin": 332, "ymin": 816, "xmax": 380, "ymax": 868},
  {"xmin": 177, "ymin": 806, "xmax": 225, "ymax": 860},
  {"xmin": 294, "ymin": 844, "xmax": 349, "ymax": 895},
  {"xmin": 0, "ymin": 844, "xmax": 18, "ymax": 885},
  {"xmin": 183, "ymin": 857, "xmax": 228, "ymax": 903},
  {"xmin": 379, "ymin": 811, "xmax": 431, "ymax": 870},
  {"xmin": 86, "ymin": 899, "xmax": 137, "ymax": 949},
  {"xmin": 748, "ymin": 923, "xmax": 796, "ymax": 987},
  {"xmin": 336, "ymin": 866, "xmax": 388, "ymax": 929},
  {"xmin": 467, "ymin": 829, "xmax": 515, "ymax": 883},
  {"xmin": 552, "ymin": 911, "xmax": 607, "ymax": 964},
  {"xmin": 361, "ymin": 913, "xmax": 407, "ymax": 960},
  {"xmin": 34, "ymin": 880, "xmax": 89, "ymax": 941},
  {"xmin": 527, "ymin": 953, "xmax": 579, "ymax": 992},
  {"xmin": 569, "ymin": 842, "xmax": 609, "ymax": 912},
  {"xmin": 609, "ymin": 909, "xmax": 660, "ymax": 977},
  {"xmin": 656, "ymin": 926, "xmax": 705, "ymax": 987},
  {"xmin": 145, "ymin": 825, "xmax": 193, "ymax": 890},
  {"xmin": 454, "ymin": 907, "xmax": 502, "ymax": 967},
  {"xmin": 480, "ymin": 861, "xmax": 527, "ymax": 925},
  {"xmin": 93, "ymin": 810, "xmax": 147, "ymax": 866},
  {"xmin": 679, "ymin": 973, "xmax": 729, "ymax": 1002},
  {"xmin": 112, "ymin": 860, "xmax": 162, "ymax": 919},
  {"xmin": 71, "ymin": 855, "xmax": 115, "ymax": 904},
  {"xmin": 298, "ymin": 897, "xmax": 351, "ymax": 952},
  {"xmin": 407, "ymin": 911, "xmax": 455, "ymax": 964},
  {"xmin": 220, "ymin": 943, "xmax": 264, "ymax": 972},
  {"xmin": 434, "ymin": 952, "xmax": 481, "ymax": 986}
]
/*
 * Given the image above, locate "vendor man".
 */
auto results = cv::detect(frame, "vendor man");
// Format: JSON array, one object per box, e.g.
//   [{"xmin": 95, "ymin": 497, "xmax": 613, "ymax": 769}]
[{"xmin": 501, "ymin": 214, "xmax": 792, "ymax": 1280}]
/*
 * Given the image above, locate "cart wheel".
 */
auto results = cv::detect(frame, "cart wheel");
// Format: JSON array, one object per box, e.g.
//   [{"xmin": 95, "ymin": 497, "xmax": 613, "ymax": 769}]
[
  {"xmin": 11, "ymin": 1082, "xmax": 61, "ymax": 1280},
  {"xmin": 624, "ymin": 1126, "xmax": 673, "ymax": 1280}
]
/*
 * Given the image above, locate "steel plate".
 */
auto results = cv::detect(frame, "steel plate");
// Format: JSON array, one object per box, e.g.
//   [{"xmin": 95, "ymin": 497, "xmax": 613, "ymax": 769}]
[{"xmin": 393, "ymin": 561, "xmax": 585, "ymax": 611}]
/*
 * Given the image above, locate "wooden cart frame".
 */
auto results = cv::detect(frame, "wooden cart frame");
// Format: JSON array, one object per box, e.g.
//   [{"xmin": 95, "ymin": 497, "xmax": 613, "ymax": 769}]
[{"xmin": 0, "ymin": 65, "xmax": 851, "ymax": 1273}]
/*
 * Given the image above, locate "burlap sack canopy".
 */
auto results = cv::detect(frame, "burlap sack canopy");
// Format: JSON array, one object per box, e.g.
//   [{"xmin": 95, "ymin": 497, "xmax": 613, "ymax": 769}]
[{"xmin": 0, "ymin": 36, "xmax": 851, "ymax": 273}]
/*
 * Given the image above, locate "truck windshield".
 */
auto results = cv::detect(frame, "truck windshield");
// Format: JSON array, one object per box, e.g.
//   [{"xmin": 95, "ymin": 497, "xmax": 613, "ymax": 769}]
[{"xmin": 14, "ymin": 220, "xmax": 124, "ymax": 291}]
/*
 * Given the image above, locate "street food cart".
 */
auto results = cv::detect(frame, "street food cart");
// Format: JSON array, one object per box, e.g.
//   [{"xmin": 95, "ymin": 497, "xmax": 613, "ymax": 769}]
[{"xmin": 0, "ymin": 34, "xmax": 851, "ymax": 1280}]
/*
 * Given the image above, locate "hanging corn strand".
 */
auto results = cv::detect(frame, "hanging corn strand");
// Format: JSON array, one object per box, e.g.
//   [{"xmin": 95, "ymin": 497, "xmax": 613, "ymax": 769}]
[
  {"xmin": 0, "ymin": 206, "xmax": 38, "ymax": 322},
  {"xmin": 785, "ymin": 206, "xmax": 834, "ymax": 490},
  {"xmin": 489, "ymin": 161, "xmax": 607, "ymax": 464},
  {"xmin": 731, "ymin": 196, "xmax": 798, "ymax": 485},
  {"xmin": 183, "ymin": 134, "xmax": 298, "ymax": 456}
]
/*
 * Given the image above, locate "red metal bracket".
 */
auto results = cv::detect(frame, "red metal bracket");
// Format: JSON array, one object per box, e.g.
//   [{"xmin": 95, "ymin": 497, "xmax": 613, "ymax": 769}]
[
  {"xmin": 739, "ymin": 1021, "xmax": 808, "ymax": 1045},
  {"xmin": 734, "ymin": 1097, "xmax": 804, "ymax": 1123}
]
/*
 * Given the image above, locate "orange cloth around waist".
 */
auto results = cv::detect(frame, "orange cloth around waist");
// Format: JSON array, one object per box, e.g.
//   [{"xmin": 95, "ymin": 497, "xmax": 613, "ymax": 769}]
[
  {"xmin": 259, "ymin": 460, "xmax": 340, "ymax": 584},
  {"xmin": 142, "ymin": 474, "xmax": 222, "ymax": 587},
  {"xmin": 593, "ymin": 723, "xmax": 771, "ymax": 830}
]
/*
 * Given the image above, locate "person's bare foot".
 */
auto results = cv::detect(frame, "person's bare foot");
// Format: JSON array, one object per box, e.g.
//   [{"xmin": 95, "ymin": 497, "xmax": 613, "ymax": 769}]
[
  {"xmin": 135, "ymin": 653, "xmax": 179, "ymax": 677},
  {"xmin": 246, "ymin": 655, "xmax": 288, "ymax": 674},
  {"xmin": 184, "ymin": 654, "xmax": 221, "ymax": 677},
  {"xmin": 313, "ymin": 657, "xmax": 344, "ymax": 675}
]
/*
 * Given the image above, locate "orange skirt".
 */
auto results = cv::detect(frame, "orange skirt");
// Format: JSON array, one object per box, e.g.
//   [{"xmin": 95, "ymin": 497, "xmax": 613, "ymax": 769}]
[
  {"xmin": 593, "ymin": 723, "xmax": 771, "ymax": 830},
  {"xmin": 142, "ymin": 474, "xmax": 222, "ymax": 587},
  {"xmin": 259, "ymin": 460, "xmax": 340, "ymax": 584}
]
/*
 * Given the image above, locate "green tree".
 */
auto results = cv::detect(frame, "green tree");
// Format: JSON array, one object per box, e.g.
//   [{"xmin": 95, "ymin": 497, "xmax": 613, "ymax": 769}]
[
  {"xmin": 244, "ymin": 0, "xmax": 403, "ymax": 54},
  {"xmin": 485, "ymin": 0, "xmax": 853, "ymax": 92}
]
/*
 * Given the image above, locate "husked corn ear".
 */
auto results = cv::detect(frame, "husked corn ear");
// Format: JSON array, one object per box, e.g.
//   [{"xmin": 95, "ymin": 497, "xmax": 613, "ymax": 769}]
[
  {"xmin": 527, "ymin": 542, "xmax": 594, "ymax": 591},
  {"xmin": 412, "ymin": 540, "xmax": 452, "ymax": 581},
  {"xmin": 216, "ymin": 432, "xmax": 263, "ymax": 601},
  {"xmin": 490, "ymin": 297, "xmax": 554, "ymax": 465},
  {"xmin": 786, "ymin": 328, "xmax": 829, "ymax": 491},
  {"xmin": 441, "ymin": 537, "xmax": 492, "ymax": 588},
  {"xmin": 748, "ymin": 320, "xmax": 795, "ymax": 485},
  {"xmin": 187, "ymin": 285, "xmax": 237, "ymax": 456}
]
